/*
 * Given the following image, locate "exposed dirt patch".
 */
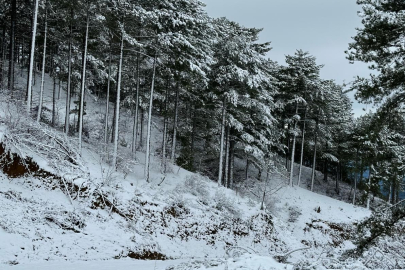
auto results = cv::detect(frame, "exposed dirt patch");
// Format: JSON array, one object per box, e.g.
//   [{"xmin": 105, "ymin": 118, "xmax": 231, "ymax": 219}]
[
  {"xmin": 127, "ymin": 250, "xmax": 168, "ymax": 260},
  {"xmin": 164, "ymin": 203, "xmax": 190, "ymax": 218},
  {"xmin": 0, "ymin": 143, "xmax": 40, "ymax": 178},
  {"xmin": 0, "ymin": 143, "xmax": 88, "ymax": 198}
]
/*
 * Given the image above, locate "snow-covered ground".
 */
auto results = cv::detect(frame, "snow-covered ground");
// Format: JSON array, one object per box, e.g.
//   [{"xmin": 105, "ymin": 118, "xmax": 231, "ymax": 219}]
[
  {"xmin": 1, "ymin": 255, "xmax": 290, "ymax": 270},
  {"xmin": 0, "ymin": 159, "xmax": 370, "ymax": 269},
  {"xmin": 1, "ymin": 258, "xmax": 185, "ymax": 270}
]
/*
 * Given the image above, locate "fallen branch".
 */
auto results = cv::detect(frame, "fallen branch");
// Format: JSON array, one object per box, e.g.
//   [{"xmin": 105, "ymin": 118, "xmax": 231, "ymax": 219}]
[
  {"xmin": 274, "ymin": 247, "xmax": 310, "ymax": 263},
  {"xmin": 60, "ymin": 176, "xmax": 74, "ymax": 205},
  {"xmin": 225, "ymin": 246, "xmax": 257, "ymax": 257},
  {"xmin": 94, "ymin": 189, "xmax": 132, "ymax": 222},
  {"xmin": 157, "ymin": 176, "xmax": 166, "ymax": 186},
  {"xmin": 383, "ymin": 199, "xmax": 405, "ymax": 211},
  {"xmin": 0, "ymin": 190, "xmax": 19, "ymax": 201}
]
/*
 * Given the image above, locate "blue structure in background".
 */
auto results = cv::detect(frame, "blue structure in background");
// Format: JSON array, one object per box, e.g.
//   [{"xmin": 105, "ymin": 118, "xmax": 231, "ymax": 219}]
[{"xmin": 361, "ymin": 169, "xmax": 405, "ymax": 200}]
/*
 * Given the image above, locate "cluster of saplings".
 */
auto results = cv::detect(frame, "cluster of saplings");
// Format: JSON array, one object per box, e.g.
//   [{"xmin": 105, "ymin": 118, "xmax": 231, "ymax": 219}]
[{"xmin": 0, "ymin": 0, "xmax": 404, "ymax": 206}]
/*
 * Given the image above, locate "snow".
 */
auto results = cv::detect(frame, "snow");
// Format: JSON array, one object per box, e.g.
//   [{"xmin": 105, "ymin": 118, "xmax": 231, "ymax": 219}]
[
  {"xmin": 0, "ymin": 255, "xmax": 290, "ymax": 270},
  {"xmin": 1, "ymin": 259, "xmax": 185, "ymax": 270},
  {"xmin": 0, "ymin": 67, "xmax": 387, "ymax": 269},
  {"xmin": 0, "ymin": 160, "xmax": 371, "ymax": 269}
]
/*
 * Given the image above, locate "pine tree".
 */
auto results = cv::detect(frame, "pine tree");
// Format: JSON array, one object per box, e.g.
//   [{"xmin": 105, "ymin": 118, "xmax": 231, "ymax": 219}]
[
  {"xmin": 277, "ymin": 50, "xmax": 323, "ymax": 186},
  {"xmin": 347, "ymin": 0, "xmax": 405, "ymax": 106},
  {"xmin": 208, "ymin": 18, "xmax": 278, "ymax": 186}
]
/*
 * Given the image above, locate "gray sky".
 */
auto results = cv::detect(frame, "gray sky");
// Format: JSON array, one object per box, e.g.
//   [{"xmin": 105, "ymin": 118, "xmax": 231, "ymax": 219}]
[{"xmin": 202, "ymin": 0, "xmax": 374, "ymax": 117}]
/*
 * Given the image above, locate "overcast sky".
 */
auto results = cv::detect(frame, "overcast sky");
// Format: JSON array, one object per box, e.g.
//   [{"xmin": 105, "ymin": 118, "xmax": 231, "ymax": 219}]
[{"xmin": 202, "ymin": 0, "xmax": 373, "ymax": 117}]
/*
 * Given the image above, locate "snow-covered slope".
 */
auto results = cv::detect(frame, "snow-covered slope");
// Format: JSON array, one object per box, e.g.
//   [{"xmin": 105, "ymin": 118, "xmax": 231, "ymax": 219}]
[
  {"xmin": 0, "ymin": 69, "xmax": 381, "ymax": 270},
  {"xmin": 0, "ymin": 167, "xmax": 370, "ymax": 269},
  {"xmin": 0, "ymin": 149, "xmax": 371, "ymax": 270}
]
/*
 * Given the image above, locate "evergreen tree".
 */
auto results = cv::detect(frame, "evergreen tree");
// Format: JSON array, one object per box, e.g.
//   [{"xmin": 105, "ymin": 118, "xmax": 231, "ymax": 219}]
[
  {"xmin": 208, "ymin": 18, "xmax": 278, "ymax": 186},
  {"xmin": 277, "ymin": 50, "xmax": 323, "ymax": 186},
  {"xmin": 348, "ymin": 0, "xmax": 405, "ymax": 106}
]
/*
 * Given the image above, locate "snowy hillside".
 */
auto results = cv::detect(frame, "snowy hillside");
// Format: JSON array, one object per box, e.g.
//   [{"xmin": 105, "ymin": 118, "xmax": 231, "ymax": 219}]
[
  {"xmin": 0, "ymin": 71, "xmax": 403, "ymax": 270},
  {"xmin": 0, "ymin": 163, "xmax": 370, "ymax": 269}
]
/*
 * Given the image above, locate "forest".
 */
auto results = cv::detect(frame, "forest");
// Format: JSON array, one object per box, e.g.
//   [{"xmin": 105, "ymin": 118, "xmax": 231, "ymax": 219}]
[{"xmin": 0, "ymin": 0, "xmax": 405, "ymax": 269}]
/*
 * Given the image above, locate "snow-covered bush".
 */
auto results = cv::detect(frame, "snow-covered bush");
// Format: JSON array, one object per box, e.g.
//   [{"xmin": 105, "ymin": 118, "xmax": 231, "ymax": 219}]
[
  {"xmin": 166, "ymin": 188, "xmax": 188, "ymax": 213},
  {"xmin": 164, "ymin": 201, "xmax": 190, "ymax": 218},
  {"xmin": 184, "ymin": 174, "xmax": 209, "ymax": 203},
  {"xmin": 288, "ymin": 206, "xmax": 302, "ymax": 223},
  {"xmin": 262, "ymin": 195, "xmax": 278, "ymax": 213},
  {"xmin": 116, "ymin": 153, "xmax": 138, "ymax": 179},
  {"xmin": 122, "ymin": 239, "xmax": 167, "ymax": 260},
  {"xmin": 214, "ymin": 189, "xmax": 240, "ymax": 217}
]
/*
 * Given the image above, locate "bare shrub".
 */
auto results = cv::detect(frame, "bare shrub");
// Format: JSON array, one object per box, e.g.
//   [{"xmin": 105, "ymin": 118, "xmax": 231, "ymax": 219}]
[
  {"xmin": 214, "ymin": 189, "xmax": 240, "ymax": 217},
  {"xmin": 288, "ymin": 206, "xmax": 302, "ymax": 223},
  {"xmin": 184, "ymin": 175, "xmax": 209, "ymax": 198}
]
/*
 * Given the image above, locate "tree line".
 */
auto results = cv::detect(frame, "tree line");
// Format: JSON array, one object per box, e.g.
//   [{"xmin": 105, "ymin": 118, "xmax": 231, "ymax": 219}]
[{"xmin": 0, "ymin": 0, "xmax": 404, "ymax": 205}]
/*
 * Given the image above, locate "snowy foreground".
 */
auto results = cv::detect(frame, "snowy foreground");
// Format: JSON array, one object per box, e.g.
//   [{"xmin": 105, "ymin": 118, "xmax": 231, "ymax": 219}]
[
  {"xmin": 1, "ymin": 255, "xmax": 290, "ymax": 270},
  {"xmin": 0, "ymin": 155, "xmax": 371, "ymax": 270}
]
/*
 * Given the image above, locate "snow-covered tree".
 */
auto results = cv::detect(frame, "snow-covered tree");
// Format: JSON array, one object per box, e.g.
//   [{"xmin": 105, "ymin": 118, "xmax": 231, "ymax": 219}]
[{"xmin": 207, "ymin": 18, "xmax": 279, "ymax": 186}]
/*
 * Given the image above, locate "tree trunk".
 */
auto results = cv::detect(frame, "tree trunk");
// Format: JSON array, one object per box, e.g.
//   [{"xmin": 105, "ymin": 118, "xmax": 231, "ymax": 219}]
[
  {"xmin": 171, "ymin": 84, "xmax": 179, "ymax": 163},
  {"xmin": 52, "ymin": 73, "xmax": 56, "ymax": 126},
  {"xmin": 162, "ymin": 109, "xmax": 168, "ymax": 173},
  {"xmin": 78, "ymin": 12, "xmax": 89, "ymax": 153},
  {"xmin": 65, "ymin": 10, "xmax": 73, "ymax": 135},
  {"xmin": 388, "ymin": 183, "xmax": 392, "ymax": 204},
  {"xmin": 8, "ymin": 0, "xmax": 16, "ymax": 91},
  {"xmin": 391, "ymin": 178, "xmax": 396, "ymax": 204},
  {"xmin": 20, "ymin": 37, "xmax": 24, "ymax": 75},
  {"xmin": 336, "ymin": 162, "xmax": 340, "ymax": 194},
  {"xmin": 58, "ymin": 78, "xmax": 61, "ymax": 99},
  {"xmin": 229, "ymin": 138, "xmax": 235, "ymax": 189},
  {"xmin": 217, "ymin": 96, "xmax": 227, "ymax": 186},
  {"xmin": 261, "ymin": 167, "xmax": 270, "ymax": 210},
  {"xmin": 359, "ymin": 159, "xmax": 364, "ymax": 184},
  {"xmin": 161, "ymin": 78, "xmax": 169, "ymax": 173},
  {"xmin": 27, "ymin": 0, "xmax": 39, "ymax": 113},
  {"xmin": 14, "ymin": 38, "xmax": 20, "ymax": 64},
  {"xmin": 289, "ymin": 102, "xmax": 298, "ymax": 186},
  {"xmin": 140, "ymin": 107, "xmax": 144, "ymax": 149},
  {"xmin": 323, "ymin": 143, "xmax": 328, "ymax": 182},
  {"xmin": 112, "ymin": 28, "xmax": 124, "ymax": 169},
  {"xmin": 285, "ymin": 130, "xmax": 290, "ymax": 170},
  {"xmin": 395, "ymin": 179, "xmax": 399, "ymax": 204},
  {"xmin": 104, "ymin": 49, "xmax": 112, "ymax": 144},
  {"xmin": 367, "ymin": 164, "xmax": 372, "ymax": 209},
  {"xmin": 298, "ymin": 108, "xmax": 307, "ymax": 186},
  {"xmin": 353, "ymin": 147, "xmax": 359, "ymax": 205},
  {"xmin": 224, "ymin": 126, "xmax": 230, "ymax": 188},
  {"xmin": 37, "ymin": 8, "xmax": 47, "ymax": 122},
  {"xmin": 0, "ymin": 25, "xmax": 5, "ymax": 89},
  {"xmin": 33, "ymin": 62, "xmax": 36, "ymax": 86},
  {"xmin": 111, "ymin": 98, "xmax": 116, "ymax": 143},
  {"xmin": 190, "ymin": 105, "xmax": 196, "ymax": 170},
  {"xmin": 310, "ymin": 119, "xmax": 319, "ymax": 192},
  {"xmin": 132, "ymin": 51, "xmax": 140, "ymax": 156},
  {"xmin": 245, "ymin": 158, "xmax": 249, "ymax": 181},
  {"xmin": 145, "ymin": 53, "xmax": 157, "ymax": 182}
]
